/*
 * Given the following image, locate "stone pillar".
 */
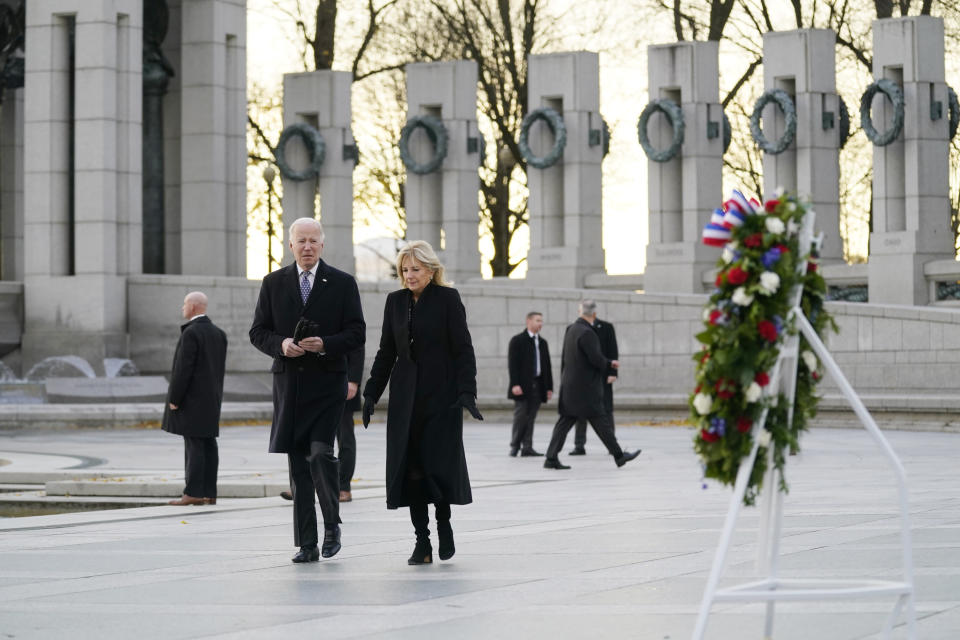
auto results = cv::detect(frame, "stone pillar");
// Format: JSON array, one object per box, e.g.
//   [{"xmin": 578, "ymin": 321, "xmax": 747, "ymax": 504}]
[
  {"xmin": 405, "ymin": 60, "xmax": 480, "ymax": 284},
  {"xmin": 178, "ymin": 0, "xmax": 245, "ymax": 276},
  {"xmin": 643, "ymin": 41, "xmax": 723, "ymax": 294},
  {"xmin": 280, "ymin": 70, "xmax": 356, "ymax": 274},
  {"xmin": 22, "ymin": 0, "xmax": 142, "ymax": 369},
  {"xmin": 760, "ymin": 29, "xmax": 843, "ymax": 263},
  {"xmin": 0, "ymin": 85, "xmax": 23, "ymax": 281},
  {"xmin": 525, "ymin": 52, "xmax": 604, "ymax": 288},
  {"xmin": 868, "ymin": 17, "xmax": 952, "ymax": 305}
]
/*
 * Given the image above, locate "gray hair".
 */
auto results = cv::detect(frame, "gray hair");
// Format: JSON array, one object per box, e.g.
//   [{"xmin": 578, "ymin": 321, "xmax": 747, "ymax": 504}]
[
  {"xmin": 578, "ymin": 299, "xmax": 597, "ymax": 316},
  {"xmin": 288, "ymin": 217, "xmax": 324, "ymax": 241}
]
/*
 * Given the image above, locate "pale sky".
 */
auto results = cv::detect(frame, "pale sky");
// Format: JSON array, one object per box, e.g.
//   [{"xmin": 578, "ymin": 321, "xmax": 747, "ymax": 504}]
[{"xmin": 244, "ymin": 0, "xmax": 654, "ymax": 279}]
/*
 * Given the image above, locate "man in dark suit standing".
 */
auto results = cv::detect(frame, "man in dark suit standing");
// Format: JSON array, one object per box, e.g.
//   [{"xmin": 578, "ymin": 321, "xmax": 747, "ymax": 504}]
[
  {"xmin": 543, "ymin": 300, "xmax": 641, "ymax": 470},
  {"xmin": 571, "ymin": 308, "xmax": 618, "ymax": 455},
  {"xmin": 250, "ymin": 218, "xmax": 365, "ymax": 563},
  {"xmin": 337, "ymin": 345, "xmax": 364, "ymax": 502},
  {"xmin": 163, "ymin": 291, "xmax": 228, "ymax": 506},
  {"xmin": 507, "ymin": 311, "xmax": 553, "ymax": 457}
]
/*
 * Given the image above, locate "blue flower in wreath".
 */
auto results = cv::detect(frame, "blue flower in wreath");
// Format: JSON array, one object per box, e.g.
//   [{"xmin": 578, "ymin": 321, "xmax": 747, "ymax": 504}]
[
  {"xmin": 773, "ymin": 314, "xmax": 784, "ymax": 334},
  {"xmin": 709, "ymin": 417, "xmax": 727, "ymax": 436},
  {"xmin": 762, "ymin": 247, "xmax": 782, "ymax": 269}
]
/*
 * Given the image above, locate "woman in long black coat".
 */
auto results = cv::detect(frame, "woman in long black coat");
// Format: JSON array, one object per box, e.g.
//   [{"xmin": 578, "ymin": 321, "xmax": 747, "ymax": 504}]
[{"xmin": 362, "ymin": 240, "xmax": 483, "ymax": 565}]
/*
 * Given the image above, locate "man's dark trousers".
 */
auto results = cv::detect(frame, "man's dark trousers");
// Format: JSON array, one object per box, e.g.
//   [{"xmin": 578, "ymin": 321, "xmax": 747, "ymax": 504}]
[
  {"xmin": 574, "ymin": 381, "xmax": 613, "ymax": 447},
  {"xmin": 337, "ymin": 409, "xmax": 356, "ymax": 490},
  {"xmin": 289, "ymin": 440, "xmax": 341, "ymax": 548},
  {"xmin": 547, "ymin": 413, "xmax": 622, "ymax": 460},
  {"xmin": 183, "ymin": 436, "xmax": 218, "ymax": 499},
  {"xmin": 510, "ymin": 377, "xmax": 543, "ymax": 452}
]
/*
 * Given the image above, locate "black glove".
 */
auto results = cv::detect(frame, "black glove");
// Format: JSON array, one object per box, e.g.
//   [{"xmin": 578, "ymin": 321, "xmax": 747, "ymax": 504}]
[
  {"xmin": 451, "ymin": 392, "xmax": 483, "ymax": 421},
  {"xmin": 361, "ymin": 397, "xmax": 375, "ymax": 428}
]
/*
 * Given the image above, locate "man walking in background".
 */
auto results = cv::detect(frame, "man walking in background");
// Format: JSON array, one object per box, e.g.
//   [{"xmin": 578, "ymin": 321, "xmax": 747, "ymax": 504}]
[
  {"xmin": 544, "ymin": 300, "xmax": 640, "ymax": 470},
  {"xmin": 163, "ymin": 291, "xmax": 228, "ymax": 506},
  {"xmin": 571, "ymin": 305, "xmax": 618, "ymax": 455},
  {"xmin": 507, "ymin": 312, "xmax": 553, "ymax": 457}
]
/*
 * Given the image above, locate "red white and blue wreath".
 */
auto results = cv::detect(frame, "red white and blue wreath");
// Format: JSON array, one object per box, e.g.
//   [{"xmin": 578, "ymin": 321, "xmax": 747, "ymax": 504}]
[{"xmin": 691, "ymin": 190, "xmax": 836, "ymax": 505}]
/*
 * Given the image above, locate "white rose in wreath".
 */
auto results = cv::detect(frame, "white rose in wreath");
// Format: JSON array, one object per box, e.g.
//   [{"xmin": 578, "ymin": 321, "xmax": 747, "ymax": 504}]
[
  {"xmin": 765, "ymin": 216, "xmax": 786, "ymax": 234},
  {"xmin": 744, "ymin": 381, "xmax": 762, "ymax": 403},
  {"xmin": 757, "ymin": 429, "xmax": 772, "ymax": 447},
  {"xmin": 721, "ymin": 245, "xmax": 736, "ymax": 264},
  {"xmin": 693, "ymin": 393, "xmax": 713, "ymax": 415},
  {"xmin": 801, "ymin": 350, "xmax": 818, "ymax": 372},
  {"xmin": 758, "ymin": 271, "xmax": 781, "ymax": 295},
  {"xmin": 731, "ymin": 286, "xmax": 754, "ymax": 306}
]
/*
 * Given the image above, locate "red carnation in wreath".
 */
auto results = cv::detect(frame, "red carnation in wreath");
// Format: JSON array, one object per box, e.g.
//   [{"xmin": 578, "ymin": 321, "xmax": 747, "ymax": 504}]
[
  {"xmin": 736, "ymin": 416, "xmax": 753, "ymax": 433},
  {"xmin": 727, "ymin": 265, "xmax": 748, "ymax": 285},
  {"xmin": 764, "ymin": 199, "xmax": 779, "ymax": 213},
  {"xmin": 744, "ymin": 233, "xmax": 763, "ymax": 248},
  {"xmin": 754, "ymin": 371, "xmax": 770, "ymax": 387},
  {"xmin": 700, "ymin": 429, "xmax": 720, "ymax": 443},
  {"xmin": 757, "ymin": 320, "xmax": 778, "ymax": 342}
]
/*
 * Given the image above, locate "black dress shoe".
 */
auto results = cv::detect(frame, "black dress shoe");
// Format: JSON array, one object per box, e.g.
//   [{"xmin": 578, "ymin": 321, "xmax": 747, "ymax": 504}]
[
  {"xmin": 437, "ymin": 521, "xmax": 455, "ymax": 560},
  {"xmin": 615, "ymin": 449, "xmax": 642, "ymax": 467},
  {"xmin": 408, "ymin": 538, "xmax": 433, "ymax": 565},
  {"xmin": 569, "ymin": 447, "xmax": 586, "ymax": 456},
  {"xmin": 543, "ymin": 458, "xmax": 570, "ymax": 470},
  {"xmin": 520, "ymin": 449, "xmax": 544, "ymax": 457},
  {"xmin": 291, "ymin": 545, "xmax": 319, "ymax": 563},
  {"xmin": 509, "ymin": 447, "xmax": 519, "ymax": 457},
  {"xmin": 280, "ymin": 490, "xmax": 293, "ymax": 501},
  {"xmin": 321, "ymin": 525, "xmax": 341, "ymax": 558}
]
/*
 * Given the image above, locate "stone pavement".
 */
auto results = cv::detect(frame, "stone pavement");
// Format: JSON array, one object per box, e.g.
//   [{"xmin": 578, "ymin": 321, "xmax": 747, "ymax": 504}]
[{"xmin": 0, "ymin": 421, "xmax": 957, "ymax": 639}]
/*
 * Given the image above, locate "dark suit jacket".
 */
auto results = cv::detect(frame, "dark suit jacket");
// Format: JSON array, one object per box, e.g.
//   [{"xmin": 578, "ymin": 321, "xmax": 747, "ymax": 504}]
[
  {"xmin": 506, "ymin": 331, "xmax": 553, "ymax": 402},
  {"xmin": 162, "ymin": 316, "xmax": 228, "ymax": 438},
  {"xmin": 345, "ymin": 345, "xmax": 365, "ymax": 413},
  {"xmin": 557, "ymin": 317, "xmax": 612, "ymax": 418},
  {"xmin": 249, "ymin": 259, "xmax": 365, "ymax": 453},
  {"xmin": 363, "ymin": 283, "xmax": 475, "ymax": 509},
  {"xmin": 593, "ymin": 318, "xmax": 618, "ymax": 414}
]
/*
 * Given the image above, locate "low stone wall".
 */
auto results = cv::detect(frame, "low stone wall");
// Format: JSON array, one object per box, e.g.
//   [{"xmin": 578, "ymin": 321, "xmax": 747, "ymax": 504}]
[{"xmin": 124, "ymin": 275, "xmax": 960, "ymax": 413}]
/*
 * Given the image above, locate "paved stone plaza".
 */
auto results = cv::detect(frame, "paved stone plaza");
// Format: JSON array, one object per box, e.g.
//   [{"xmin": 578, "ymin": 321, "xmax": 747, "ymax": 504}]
[{"xmin": 0, "ymin": 420, "xmax": 957, "ymax": 639}]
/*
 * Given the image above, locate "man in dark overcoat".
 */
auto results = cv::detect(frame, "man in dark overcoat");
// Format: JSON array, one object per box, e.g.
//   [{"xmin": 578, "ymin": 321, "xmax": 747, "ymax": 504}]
[
  {"xmin": 507, "ymin": 311, "xmax": 553, "ymax": 457},
  {"xmin": 543, "ymin": 300, "xmax": 641, "ymax": 470},
  {"xmin": 162, "ymin": 291, "xmax": 228, "ymax": 506},
  {"xmin": 571, "ymin": 309, "xmax": 618, "ymax": 455},
  {"xmin": 249, "ymin": 218, "xmax": 365, "ymax": 563}
]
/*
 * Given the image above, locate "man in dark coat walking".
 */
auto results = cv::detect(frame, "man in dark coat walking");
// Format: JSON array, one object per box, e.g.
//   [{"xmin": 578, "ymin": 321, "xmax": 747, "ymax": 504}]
[
  {"xmin": 571, "ymin": 310, "xmax": 618, "ymax": 455},
  {"xmin": 249, "ymin": 218, "xmax": 365, "ymax": 563},
  {"xmin": 507, "ymin": 311, "xmax": 553, "ymax": 457},
  {"xmin": 162, "ymin": 291, "xmax": 228, "ymax": 506},
  {"xmin": 543, "ymin": 300, "xmax": 641, "ymax": 470}
]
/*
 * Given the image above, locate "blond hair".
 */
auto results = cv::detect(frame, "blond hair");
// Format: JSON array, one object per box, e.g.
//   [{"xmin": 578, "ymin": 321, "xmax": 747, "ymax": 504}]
[{"xmin": 395, "ymin": 240, "xmax": 450, "ymax": 287}]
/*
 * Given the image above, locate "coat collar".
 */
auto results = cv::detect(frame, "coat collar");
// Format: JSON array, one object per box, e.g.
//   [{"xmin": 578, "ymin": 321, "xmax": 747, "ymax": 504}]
[
  {"xmin": 575, "ymin": 317, "xmax": 593, "ymax": 330},
  {"xmin": 180, "ymin": 315, "xmax": 211, "ymax": 332}
]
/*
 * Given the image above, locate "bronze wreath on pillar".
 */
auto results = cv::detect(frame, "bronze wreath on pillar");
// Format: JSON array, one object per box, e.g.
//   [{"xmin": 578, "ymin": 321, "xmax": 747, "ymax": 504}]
[
  {"xmin": 398, "ymin": 115, "xmax": 449, "ymax": 175},
  {"xmin": 749, "ymin": 89, "xmax": 797, "ymax": 155},
  {"xmin": 519, "ymin": 107, "xmax": 567, "ymax": 169},
  {"xmin": 275, "ymin": 123, "xmax": 326, "ymax": 182},
  {"xmin": 637, "ymin": 99, "xmax": 684, "ymax": 162},
  {"xmin": 859, "ymin": 78, "xmax": 904, "ymax": 147}
]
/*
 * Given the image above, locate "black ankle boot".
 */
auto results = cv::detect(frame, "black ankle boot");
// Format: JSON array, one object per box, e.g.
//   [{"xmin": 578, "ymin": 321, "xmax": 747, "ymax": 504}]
[
  {"xmin": 437, "ymin": 520, "xmax": 455, "ymax": 560},
  {"xmin": 408, "ymin": 537, "xmax": 432, "ymax": 565}
]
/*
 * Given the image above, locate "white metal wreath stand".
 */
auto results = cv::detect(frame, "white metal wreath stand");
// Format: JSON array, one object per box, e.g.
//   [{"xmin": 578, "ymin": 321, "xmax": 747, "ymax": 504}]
[{"xmin": 692, "ymin": 215, "xmax": 916, "ymax": 640}]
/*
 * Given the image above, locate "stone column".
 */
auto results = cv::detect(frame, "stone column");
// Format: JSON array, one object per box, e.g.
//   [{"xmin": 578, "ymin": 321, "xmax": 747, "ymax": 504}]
[
  {"xmin": 0, "ymin": 85, "xmax": 23, "ymax": 281},
  {"xmin": 868, "ymin": 17, "xmax": 952, "ymax": 305},
  {"xmin": 405, "ymin": 60, "xmax": 480, "ymax": 284},
  {"xmin": 178, "ymin": 0, "xmax": 245, "ymax": 276},
  {"xmin": 760, "ymin": 29, "xmax": 843, "ymax": 263},
  {"xmin": 643, "ymin": 41, "xmax": 723, "ymax": 294},
  {"xmin": 525, "ymin": 52, "xmax": 604, "ymax": 288},
  {"xmin": 22, "ymin": 0, "xmax": 142, "ymax": 369},
  {"xmin": 280, "ymin": 70, "xmax": 356, "ymax": 274}
]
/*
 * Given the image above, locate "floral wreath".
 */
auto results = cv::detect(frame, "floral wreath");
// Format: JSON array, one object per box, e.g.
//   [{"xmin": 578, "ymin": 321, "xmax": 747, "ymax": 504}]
[{"xmin": 691, "ymin": 190, "xmax": 836, "ymax": 505}]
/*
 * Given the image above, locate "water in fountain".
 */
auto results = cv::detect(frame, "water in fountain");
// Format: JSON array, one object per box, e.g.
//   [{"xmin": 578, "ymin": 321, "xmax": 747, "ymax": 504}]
[
  {"xmin": 25, "ymin": 356, "xmax": 97, "ymax": 381},
  {"xmin": 103, "ymin": 358, "xmax": 139, "ymax": 378},
  {"xmin": 0, "ymin": 361, "xmax": 16, "ymax": 382}
]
